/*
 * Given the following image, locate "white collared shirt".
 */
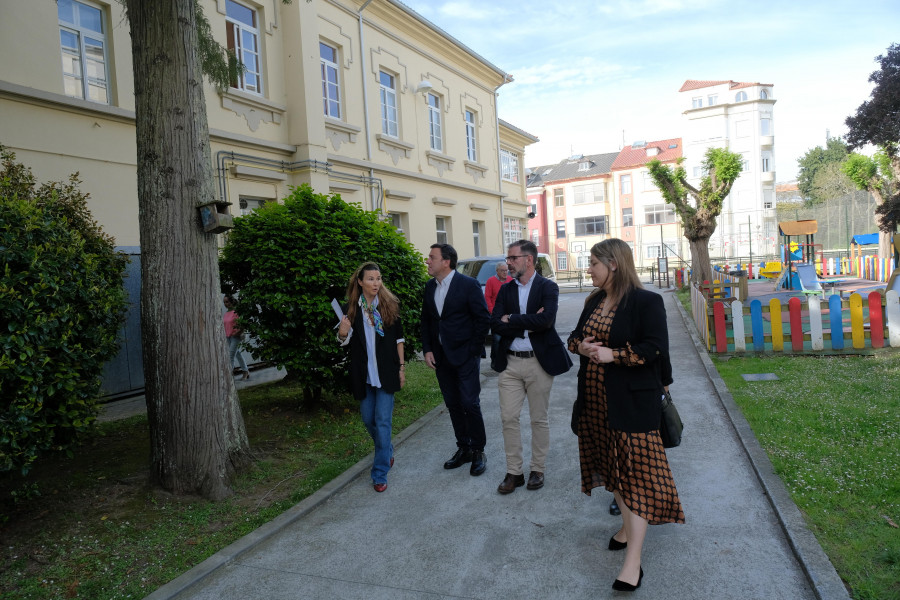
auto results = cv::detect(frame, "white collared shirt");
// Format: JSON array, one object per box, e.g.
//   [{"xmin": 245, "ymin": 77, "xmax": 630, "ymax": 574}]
[
  {"xmin": 434, "ymin": 269, "xmax": 455, "ymax": 316},
  {"xmin": 509, "ymin": 271, "xmax": 536, "ymax": 352}
]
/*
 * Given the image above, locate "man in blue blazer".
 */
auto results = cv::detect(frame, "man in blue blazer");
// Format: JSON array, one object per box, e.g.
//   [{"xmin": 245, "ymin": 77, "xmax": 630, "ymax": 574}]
[
  {"xmin": 490, "ymin": 240, "xmax": 572, "ymax": 493},
  {"xmin": 421, "ymin": 243, "xmax": 491, "ymax": 475}
]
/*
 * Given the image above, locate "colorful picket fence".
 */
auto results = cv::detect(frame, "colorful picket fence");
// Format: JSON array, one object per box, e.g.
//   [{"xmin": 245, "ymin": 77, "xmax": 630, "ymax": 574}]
[{"xmin": 690, "ymin": 283, "xmax": 900, "ymax": 354}]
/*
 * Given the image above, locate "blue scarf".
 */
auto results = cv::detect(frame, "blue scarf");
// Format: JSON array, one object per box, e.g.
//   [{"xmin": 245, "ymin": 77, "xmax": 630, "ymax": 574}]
[{"xmin": 361, "ymin": 296, "xmax": 384, "ymax": 337}]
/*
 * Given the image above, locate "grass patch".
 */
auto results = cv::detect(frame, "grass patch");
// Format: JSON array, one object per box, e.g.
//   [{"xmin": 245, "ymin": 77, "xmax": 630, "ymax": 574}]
[
  {"xmin": 713, "ymin": 353, "xmax": 900, "ymax": 600},
  {"xmin": 0, "ymin": 361, "xmax": 443, "ymax": 599}
]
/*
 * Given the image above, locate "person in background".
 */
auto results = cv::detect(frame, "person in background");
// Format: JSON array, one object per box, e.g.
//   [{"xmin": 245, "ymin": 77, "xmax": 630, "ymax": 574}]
[
  {"xmin": 568, "ymin": 238, "xmax": 684, "ymax": 593},
  {"xmin": 484, "ymin": 261, "xmax": 512, "ymax": 314},
  {"xmin": 421, "ymin": 243, "xmax": 491, "ymax": 476},
  {"xmin": 338, "ymin": 262, "xmax": 405, "ymax": 493},
  {"xmin": 223, "ymin": 294, "xmax": 249, "ymax": 380}
]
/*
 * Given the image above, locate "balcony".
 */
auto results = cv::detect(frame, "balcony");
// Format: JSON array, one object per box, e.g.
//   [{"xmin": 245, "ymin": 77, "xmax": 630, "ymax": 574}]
[
  {"xmin": 761, "ymin": 170, "xmax": 775, "ymax": 183},
  {"xmin": 760, "ymin": 135, "xmax": 774, "ymax": 147}
]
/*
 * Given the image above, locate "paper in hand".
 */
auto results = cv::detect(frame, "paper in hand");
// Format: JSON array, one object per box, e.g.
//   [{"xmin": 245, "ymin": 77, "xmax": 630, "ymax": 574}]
[{"xmin": 331, "ymin": 298, "xmax": 344, "ymax": 325}]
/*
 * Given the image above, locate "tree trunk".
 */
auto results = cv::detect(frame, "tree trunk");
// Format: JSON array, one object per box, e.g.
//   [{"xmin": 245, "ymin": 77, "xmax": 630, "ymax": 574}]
[
  {"xmin": 689, "ymin": 237, "xmax": 713, "ymax": 284},
  {"xmin": 125, "ymin": 0, "xmax": 250, "ymax": 499}
]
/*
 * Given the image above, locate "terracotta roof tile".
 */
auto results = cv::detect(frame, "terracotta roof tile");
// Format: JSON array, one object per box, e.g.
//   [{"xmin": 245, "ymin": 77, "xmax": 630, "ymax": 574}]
[
  {"xmin": 610, "ymin": 138, "xmax": 682, "ymax": 170},
  {"xmin": 679, "ymin": 79, "xmax": 774, "ymax": 92}
]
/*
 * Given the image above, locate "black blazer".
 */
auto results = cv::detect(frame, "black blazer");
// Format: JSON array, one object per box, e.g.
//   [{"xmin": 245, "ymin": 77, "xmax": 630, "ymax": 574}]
[
  {"xmin": 569, "ymin": 288, "xmax": 670, "ymax": 433},
  {"xmin": 421, "ymin": 271, "xmax": 490, "ymax": 367},
  {"xmin": 490, "ymin": 273, "xmax": 572, "ymax": 376},
  {"xmin": 345, "ymin": 306, "xmax": 404, "ymax": 401}
]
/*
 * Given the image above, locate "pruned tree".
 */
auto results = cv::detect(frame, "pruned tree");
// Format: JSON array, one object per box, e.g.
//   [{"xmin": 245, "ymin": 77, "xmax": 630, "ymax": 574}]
[
  {"xmin": 122, "ymin": 0, "xmax": 250, "ymax": 499},
  {"xmin": 845, "ymin": 43, "xmax": 900, "ymax": 265},
  {"xmin": 647, "ymin": 147, "xmax": 743, "ymax": 284}
]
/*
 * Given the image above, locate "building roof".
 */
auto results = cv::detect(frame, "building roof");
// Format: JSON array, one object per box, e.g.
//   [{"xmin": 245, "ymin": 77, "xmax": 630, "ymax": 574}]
[
  {"xmin": 499, "ymin": 119, "xmax": 539, "ymax": 144},
  {"xmin": 525, "ymin": 152, "xmax": 619, "ymax": 187},
  {"xmin": 679, "ymin": 79, "xmax": 774, "ymax": 92},
  {"xmin": 610, "ymin": 138, "xmax": 682, "ymax": 170}
]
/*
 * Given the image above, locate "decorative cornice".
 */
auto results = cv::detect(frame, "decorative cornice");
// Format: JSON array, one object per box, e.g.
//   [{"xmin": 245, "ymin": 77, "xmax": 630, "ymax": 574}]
[
  {"xmin": 220, "ymin": 89, "xmax": 286, "ymax": 132},
  {"xmin": 376, "ymin": 134, "xmax": 414, "ymax": 165},
  {"xmin": 324, "ymin": 117, "xmax": 361, "ymax": 151},
  {"xmin": 426, "ymin": 150, "xmax": 455, "ymax": 176}
]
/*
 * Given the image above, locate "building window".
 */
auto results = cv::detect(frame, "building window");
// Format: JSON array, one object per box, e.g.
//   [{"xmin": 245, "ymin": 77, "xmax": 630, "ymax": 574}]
[
  {"xmin": 574, "ymin": 215, "xmax": 608, "ymax": 236},
  {"xmin": 692, "ymin": 97, "xmax": 702, "ymax": 109},
  {"xmin": 531, "ymin": 230, "xmax": 540, "ymax": 246},
  {"xmin": 620, "ymin": 174, "xmax": 632, "ymax": 195},
  {"xmin": 500, "ymin": 149, "xmax": 519, "ymax": 182},
  {"xmin": 389, "ymin": 212, "xmax": 405, "ymax": 235},
  {"xmin": 436, "ymin": 216, "xmax": 448, "ymax": 245},
  {"xmin": 642, "ymin": 171, "xmax": 657, "ymax": 190},
  {"xmin": 58, "ymin": 0, "xmax": 109, "ymax": 103},
  {"xmin": 556, "ymin": 220, "xmax": 566, "ymax": 238},
  {"xmin": 379, "ymin": 71, "xmax": 398, "ymax": 137},
  {"xmin": 574, "ymin": 183, "xmax": 605, "ymax": 204},
  {"xmin": 320, "ymin": 42, "xmax": 341, "ymax": 118},
  {"xmin": 225, "ymin": 0, "xmax": 261, "ymax": 94},
  {"xmin": 622, "ymin": 207, "xmax": 633, "ymax": 227},
  {"xmin": 760, "ymin": 89, "xmax": 769, "ymax": 100},
  {"xmin": 503, "ymin": 217, "xmax": 523, "ymax": 247},
  {"xmin": 707, "ymin": 94, "xmax": 718, "ymax": 106},
  {"xmin": 576, "ymin": 253, "xmax": 591, "ymax": 269},
  {"xmin": 465, "ymin": 110, "xmax": 477, "ymax": 161},
  {"xmin": 735, "ymin": 91, "xmax": 747, "ymax": 102},
  {"xmin": 472, "ymin": 221, "xmax": 482, "ymax": 256},
  {"xmin": 554, "ymin": 188, "xmax": 564, "ymax": 207},
  {"xmin": 578, "ymin": 161, "xmax": 591, "ymax": 171},
  {"xmin": 238, "ymin": 197, "xmax": 268, "ymax": 216},
  {"xmin": 645, "ymin": 203, "xmax": 676, "ymax": 224},
  {"xmin": 426, "ymin": 93, "xmax": 443, "ymax": 151},
  {"xmin": 761, "ymin": 117, "xmax": 772, "ymax": 135},
  {"xmin": 740, "ymin": 152, "xmax": 750, "ymax": 171},
  {"xmin": 762, "ymin": 156, "xmax": 771, "ymax": 172},
  {"xmin": 557, "ymin": 253, "xmax": 568, "ymax": 271}
]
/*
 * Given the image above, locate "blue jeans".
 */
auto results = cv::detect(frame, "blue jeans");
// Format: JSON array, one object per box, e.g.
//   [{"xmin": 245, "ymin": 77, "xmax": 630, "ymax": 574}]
[
  {"xmin": 361, "ymin": 385, "xmax": 394, "ymax": 484},
  {"xmin": 227, "ymin": 335, "xmax": 248, "ymax": 372}
]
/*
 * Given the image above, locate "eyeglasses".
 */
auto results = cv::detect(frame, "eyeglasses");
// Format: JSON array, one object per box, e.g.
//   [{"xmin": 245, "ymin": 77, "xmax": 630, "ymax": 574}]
[{"xmin": 506, "ymin": 255, "xmax": 526, "ymax": 261}]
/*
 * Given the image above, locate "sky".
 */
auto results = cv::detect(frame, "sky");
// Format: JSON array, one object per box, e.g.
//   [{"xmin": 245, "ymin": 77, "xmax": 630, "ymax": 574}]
[{"xmin": 399, "ymin": 0, "xmax": 899, "ymax": 181}]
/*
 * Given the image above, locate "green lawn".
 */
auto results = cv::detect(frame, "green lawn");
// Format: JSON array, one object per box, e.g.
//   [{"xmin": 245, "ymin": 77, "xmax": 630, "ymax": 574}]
[{"xmin": 0, "ymin": 361, "xmax": 443, "ymax": 600}]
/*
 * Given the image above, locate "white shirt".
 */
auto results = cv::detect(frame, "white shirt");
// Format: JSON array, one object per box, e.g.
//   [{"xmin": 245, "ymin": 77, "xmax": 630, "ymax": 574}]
[
  {"xmin": 338, "ymin": 296, "xmax": 404, "ymax": 389},
  {"xmin": 509, "ymin": 271, "xmax": 536, "ymax": 352},
  {"xmin": 434, "ymin": 269, "xmax": 455, "ymax": 316}
]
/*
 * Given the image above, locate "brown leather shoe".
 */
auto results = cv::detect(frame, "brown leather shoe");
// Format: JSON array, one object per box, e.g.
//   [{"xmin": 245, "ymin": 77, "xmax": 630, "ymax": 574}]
[
  {"xmin": 526, "ymin": 471, "xmax": 544, "ymax": 490},
  {"xmin": 497, "ymin": 473, "xmax": 525, "ymax": 494}
]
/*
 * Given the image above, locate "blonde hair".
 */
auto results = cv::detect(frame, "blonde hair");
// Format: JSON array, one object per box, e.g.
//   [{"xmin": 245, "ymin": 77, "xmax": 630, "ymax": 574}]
[
  {"xmin": 586, "ymin": 238, "xmax": 643, "ymax": 307},
  {"xmin": 345, "ymin": 262, "xmax": 399, "ymax": 326}
]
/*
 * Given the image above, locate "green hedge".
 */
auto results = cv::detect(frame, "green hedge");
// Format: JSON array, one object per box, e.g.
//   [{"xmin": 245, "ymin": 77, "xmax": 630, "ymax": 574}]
[
  {"xmin": 0, "ymin": 146, "xmax": 128, "ymax": 474},
  {"xmin": 219, "ymin": 185, "xmax": 427, "ymax": 402}
]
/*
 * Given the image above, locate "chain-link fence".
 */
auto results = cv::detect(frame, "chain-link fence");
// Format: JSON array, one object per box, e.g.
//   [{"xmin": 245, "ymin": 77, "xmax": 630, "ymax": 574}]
[{"xmin": 776, "ymin": 189, "xmax": 879, "ymax": 252}]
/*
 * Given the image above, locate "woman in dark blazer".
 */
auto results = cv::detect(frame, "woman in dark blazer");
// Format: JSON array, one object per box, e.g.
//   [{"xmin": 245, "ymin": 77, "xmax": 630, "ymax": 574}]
[
  {"xmin": 338, "ymin": 262, "xmax": 405, "ymax": 493},
  {"xmin": 568, "ymin": 239, "xmax": 684, "ymax": 592}
]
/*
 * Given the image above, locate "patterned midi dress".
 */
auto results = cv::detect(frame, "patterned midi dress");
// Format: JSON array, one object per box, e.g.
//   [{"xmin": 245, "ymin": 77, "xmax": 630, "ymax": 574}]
[{"xmin": 569, "ymin": 299, "xmax": 685, "ymax": 525}]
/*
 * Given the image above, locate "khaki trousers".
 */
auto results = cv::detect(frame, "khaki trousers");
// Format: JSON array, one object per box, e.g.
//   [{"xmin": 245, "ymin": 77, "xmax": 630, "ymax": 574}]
[{"xmin": 498, "ymin": 355, "xmax": 554, "ymax": 475}]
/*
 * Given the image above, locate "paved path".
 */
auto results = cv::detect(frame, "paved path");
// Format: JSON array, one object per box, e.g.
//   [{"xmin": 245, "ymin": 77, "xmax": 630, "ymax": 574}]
[{"xmin": 140, "ymin": 286, "xmax": 848, "ymax": 600}]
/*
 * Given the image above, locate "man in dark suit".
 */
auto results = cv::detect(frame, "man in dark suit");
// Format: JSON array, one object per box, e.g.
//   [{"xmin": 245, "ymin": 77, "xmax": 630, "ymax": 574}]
[
  {"xmin": 490, "ymin": 240, "xmax": 572, "ymax": 493},
  {"xmin": 421, "ymin": 243, "xmax": 491, "ymax": 475}
]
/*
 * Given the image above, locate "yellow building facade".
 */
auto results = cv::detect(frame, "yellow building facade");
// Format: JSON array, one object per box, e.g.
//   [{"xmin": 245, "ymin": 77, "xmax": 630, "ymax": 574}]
[{"xmin": 0, "ymin": 0, "xmax": 534, "ymax": 258}]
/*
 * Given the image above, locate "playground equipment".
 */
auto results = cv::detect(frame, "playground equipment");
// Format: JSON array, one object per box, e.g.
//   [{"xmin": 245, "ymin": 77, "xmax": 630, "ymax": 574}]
[{"xmin": 795, "ymin": 263, "xmax": 826, "ymax": 298}]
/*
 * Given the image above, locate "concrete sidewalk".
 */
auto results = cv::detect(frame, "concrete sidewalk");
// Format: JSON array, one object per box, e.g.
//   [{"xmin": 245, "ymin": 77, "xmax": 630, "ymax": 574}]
[{"xmin": 145, "ymin": 287, "xmax": 848, "ymax": 600}]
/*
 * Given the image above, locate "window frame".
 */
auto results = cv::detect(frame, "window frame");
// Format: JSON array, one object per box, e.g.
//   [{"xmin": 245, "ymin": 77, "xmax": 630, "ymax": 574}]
[
  {"xmin": 427, "ymin": 92, "xmax": 443, "ymax": 151},
  {"xmin": 472, "ymin": 220, "xmax": 482, "ymax": 256},
  {"xmin": 620, "ymin": 174, "xmax": 632, "ymax": 195},
  {"xmin": 556, "ymin": 219, "xmax": 566, "ymax": 238},
  {"xmin": 435, "ymin": 216, "xmax": 448, "ymax": 245},
  {"xmin": 645, "ymin": 203, "xmax": 676, "ymax": 225},
  {"xmin": 622, "ymin": 207, "xmax": 633, "ymax": 227},
  {"xmin": 226, "ymin": 0, "xmax": 262, "ymax": 95},
  {"xmin": 574, "ymin": 215, "xmax": 609, "ymax": 236},
  {"xmin": 735, "ymin": 91, "xmax": 747, "ymax": 102},
  {"xmin": 503, "ymin": 217, "xmax": 523, "ymax": 247},
  {"xmin": 500, "ymin": 149, "xmax": 519, "ymax": 183},
  {"xmin": 691, "ymin": 97, "xmax": 702, "ymax": 109},
  {"xmin": 379, "ymin": 70, "xmax": 398, "ymax": 137},
  {"xmin": 557, "ymin": 253, "xmax": 568, "ymax": 271},
  {"xmin": 707, "ymin": 94, "xmax": 718, "ymax": 106},
  {"xmin": 573, "ymin": 183, "xmax": 605, "ymax": 205},
  {"xmin": 320, "ymin": 41, "xmax": 341, "ymax": 118},
  {"xmin": 58, "ymin": 0, "xmax": 109, "ymax": 104},
  {"xmin": 554, "ymin": 188, "xmax": 564, "ymax": 207},
  {"xmin": 465, "ymin": 109, "xmax": 477, "ymax": 161}
]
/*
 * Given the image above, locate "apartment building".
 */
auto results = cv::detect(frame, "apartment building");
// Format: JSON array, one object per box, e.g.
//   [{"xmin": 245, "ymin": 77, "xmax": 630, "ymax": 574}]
[
  {"xmin": 679, "ymin": 79, "xmax": 777, "ymax": 260},
  {"xmin": 0, "ymin": 0, "xmax": 534, "ymax": 260},
  {"xmin": 610, "ymin": 139, "xmax": 684, "ymax": 271},
  {"xmin": 525, "ymin": 152, "xmax": 619, "ymax": 272}
]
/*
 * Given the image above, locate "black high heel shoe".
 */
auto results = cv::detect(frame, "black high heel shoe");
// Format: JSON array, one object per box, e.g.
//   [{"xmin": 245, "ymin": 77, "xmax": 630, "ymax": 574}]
[
  {"xmin": 612, "ymin": 568, "xmax": 643, "ymax": 592},
  {"xmin": 608, "ymin": 534, "xmax": 627, "ymax": 551}
]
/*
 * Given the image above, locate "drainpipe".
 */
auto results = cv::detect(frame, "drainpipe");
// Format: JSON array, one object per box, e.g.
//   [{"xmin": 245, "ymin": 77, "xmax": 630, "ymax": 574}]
[
  {"xmin": 358, "ymin": 0, "xmax": 378, "ymax": 211},
  {"xmin": 493, "ymin": 74, "xmax": 513, "ymax": 250}
]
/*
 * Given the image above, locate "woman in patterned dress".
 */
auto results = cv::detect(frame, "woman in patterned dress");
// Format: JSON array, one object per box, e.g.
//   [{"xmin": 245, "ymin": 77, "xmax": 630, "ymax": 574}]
[{"xmin": 568, "ymin": 239, "xmax": 684, "ymax": 592}]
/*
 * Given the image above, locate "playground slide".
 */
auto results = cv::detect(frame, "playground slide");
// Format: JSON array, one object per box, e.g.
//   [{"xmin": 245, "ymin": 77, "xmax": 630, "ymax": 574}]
[{"xmin": 795, "ymin": 263, "xmax": 825, "ymax": 297}]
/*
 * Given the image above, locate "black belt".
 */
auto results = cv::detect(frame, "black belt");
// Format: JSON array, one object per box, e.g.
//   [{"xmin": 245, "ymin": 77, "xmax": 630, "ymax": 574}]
[{"xmin": 507, "ymin": 350, "xmax": 535, "ymax": 358}]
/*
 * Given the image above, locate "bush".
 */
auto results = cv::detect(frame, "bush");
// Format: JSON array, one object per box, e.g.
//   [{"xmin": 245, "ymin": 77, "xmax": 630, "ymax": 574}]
[
  {"xmin": 219, "ymin": 185, "xmax": 427, "ymax": 403},
  {"xmin": 0, "ymin": 146, "xmax": 128, "ymax": 474}
]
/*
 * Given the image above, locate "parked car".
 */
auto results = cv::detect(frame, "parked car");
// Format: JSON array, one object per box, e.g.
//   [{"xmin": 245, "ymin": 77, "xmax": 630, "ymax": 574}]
[{"xmin": 457, "ymin": 253, "xmax": 555, "ymax": 290}]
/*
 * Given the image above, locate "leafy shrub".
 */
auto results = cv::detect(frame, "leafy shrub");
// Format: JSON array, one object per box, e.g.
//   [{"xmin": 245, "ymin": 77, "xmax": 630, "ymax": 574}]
[
  {"xmin": 0, "ymin": 146, "xmax": 128, "ymax": 474},
  {"xmin": 219, "ymin": 185, "xmax": 427, "ymax": 402}
]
